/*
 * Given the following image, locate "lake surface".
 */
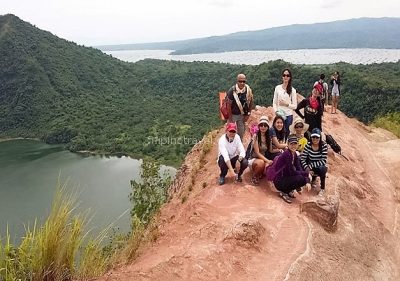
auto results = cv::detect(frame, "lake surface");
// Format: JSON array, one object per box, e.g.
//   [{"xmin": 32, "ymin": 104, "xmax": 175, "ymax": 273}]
[
  {"xmin": 105, "ymin": 48, "xmax": 400, "ymax": 65},
  {"xmin": 0, "ymin": 140, "xmax": 174, "ymax": 242}
]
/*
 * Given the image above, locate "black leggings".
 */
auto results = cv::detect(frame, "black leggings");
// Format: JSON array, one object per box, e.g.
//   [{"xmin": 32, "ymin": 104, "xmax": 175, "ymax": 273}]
[
  {"xmin": 274, "ymin": 175, "xmax": 307, "ymax": 195},
  {"xmin": 218, "ymin": 155, "xmax": 248, "ymax": 177},
  {"xmin": 312, "ymin": 166, "xmax": 327, "ymax": 190}
]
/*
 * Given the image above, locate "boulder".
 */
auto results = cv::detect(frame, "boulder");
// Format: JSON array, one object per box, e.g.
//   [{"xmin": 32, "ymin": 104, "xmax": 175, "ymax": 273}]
[{"xmin": 300, "ymin": 195, "xmax": 339, "ymax": 231}]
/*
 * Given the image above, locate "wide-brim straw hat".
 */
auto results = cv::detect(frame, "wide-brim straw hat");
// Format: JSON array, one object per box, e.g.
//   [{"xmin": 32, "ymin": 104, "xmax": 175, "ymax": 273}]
[{"xmin": 289, "ymin": 118, "xmax": 309, "ymax": 134}]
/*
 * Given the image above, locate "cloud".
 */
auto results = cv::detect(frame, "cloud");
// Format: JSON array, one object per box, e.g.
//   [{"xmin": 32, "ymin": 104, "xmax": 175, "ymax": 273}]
[
  {"xmin": 320, "ymin": 0, "xmax": 343, "ymax": 9},
  {"xmin": 206, "ymin": 0, "xmax": 238, "ymax": 8}
]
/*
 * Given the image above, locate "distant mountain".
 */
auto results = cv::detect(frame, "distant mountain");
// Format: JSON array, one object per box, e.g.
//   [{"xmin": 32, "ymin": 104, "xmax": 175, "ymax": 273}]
[
  {"xmin": 98, "ymin": 17, "xmax": 400, "ymax": 54},
  {"xmin": 1, "ymin": 14, "xmax": 399, "ymax": 166}
]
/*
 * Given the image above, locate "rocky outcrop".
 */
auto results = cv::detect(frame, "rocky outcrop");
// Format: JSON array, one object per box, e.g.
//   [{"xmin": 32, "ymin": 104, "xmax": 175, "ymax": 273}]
[
  {"xmin": 96, "ymin": 106, "xmax": 400, "ymax": 281},
  {"xmin": 300, "ymin": 196, "xmax": 339, "ymax": 231}
]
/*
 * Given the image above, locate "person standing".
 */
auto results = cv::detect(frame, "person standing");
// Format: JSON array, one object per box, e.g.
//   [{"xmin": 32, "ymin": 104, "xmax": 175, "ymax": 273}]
[
  {"xmin": 314, "ymin": 74, "xmax": 329, "ymax": 112},
  {"xmin": 272, "ymin": 68, "xmax": 297, "ymax": 136},
  {"xmin": 330, "ymin": 71, "xmax": 341, "ymax": 114},
  {"xmin": 295, "ymin": 83, "xmax": 324, "ymax": 138},
  {"xmin": 226, "ymin": 74, "xmax": 254, "ymax": 140},
  {"xmin": 217, "ymin": 123, "xmax": 248, "ymax": 185}
]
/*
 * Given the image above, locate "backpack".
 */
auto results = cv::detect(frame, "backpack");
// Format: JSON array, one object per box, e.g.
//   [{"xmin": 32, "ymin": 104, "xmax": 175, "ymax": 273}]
[
  {"xmin": 326, "ymin": 134, "xmax": 349, "ymax": 160},
  {"xmin": 265, "ymin": 154, "xmax": 284, "ymax": 182},
  {"xmin": 219, "ymin": 92, "xmax": 229, "ymax": 120},
  {"xmin": 325, "ymin": 134, "xmax": 341, "ymax": 153},
  {"xmin": 219, "ymin": 86, "xmax": 253, "ymax": 120},
  {"xmin": 245, "ymin": 139, "xmax": 253, "ymax": 160}
]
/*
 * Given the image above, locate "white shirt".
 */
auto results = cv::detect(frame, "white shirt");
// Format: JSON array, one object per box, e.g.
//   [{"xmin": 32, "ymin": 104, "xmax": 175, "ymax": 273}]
[
  {"xmin": 272, "ymin": 84, "xmax": 297, "ymax": 116},
  {"xmin": 218, "ymin": 134, "xmax": 245, "ymax": 162}
]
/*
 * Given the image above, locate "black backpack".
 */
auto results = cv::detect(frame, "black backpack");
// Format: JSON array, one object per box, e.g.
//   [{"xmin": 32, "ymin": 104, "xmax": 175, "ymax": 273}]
[
  {"xmin": 245, "ymin": 139, "xmax": 254, "ymax": 160},
  {"xmin": 326, "ymin": 134, "xmax": 349, "ymax": 160}
]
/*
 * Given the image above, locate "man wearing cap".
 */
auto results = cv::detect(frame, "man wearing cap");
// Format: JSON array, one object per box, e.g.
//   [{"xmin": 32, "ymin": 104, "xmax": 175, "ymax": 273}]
[
  {"xmin": 217, "ymin": 123, "xmax": 248, "ymax": 185},
  {"xmin": 226, "ymin": 73, "xmax": 254, "ymax": 140},
  {"xmin": 295, "ymin": 83, "xmax": 324, "ymax": 138}
]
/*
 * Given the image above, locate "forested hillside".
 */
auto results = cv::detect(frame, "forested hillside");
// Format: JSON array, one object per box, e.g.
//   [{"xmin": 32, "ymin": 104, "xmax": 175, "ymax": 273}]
[
  {"xmin": 98, "ymin": 17, "xmax": 400, "ymax": 54},
  {"xmin": 1, "ymin": 14, "xmax": 399, "ymax": 165}
]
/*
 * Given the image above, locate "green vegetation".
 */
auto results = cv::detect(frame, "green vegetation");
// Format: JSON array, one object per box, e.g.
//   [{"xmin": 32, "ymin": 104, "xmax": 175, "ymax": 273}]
[
  {"xmin": 0, "ymin": 15, "xmax": 399, "ymax": 168},
  {"xmin": 98, "ymin": 18, "xmax": 400, "ymax": 54},
  {"xmin": 373, "ymin": 113, "xmax": 400, "ymax": 137},
  {"xmin": 0, "ymin": 158, "xmax": 172, "ymax": 280},
  {"xmin": 0, "ymin": 186, "xmax": 108, "ymax": 280},
  {"xmin": 129, "ymin": 158, "xmax": 171, "ymax": 225}
]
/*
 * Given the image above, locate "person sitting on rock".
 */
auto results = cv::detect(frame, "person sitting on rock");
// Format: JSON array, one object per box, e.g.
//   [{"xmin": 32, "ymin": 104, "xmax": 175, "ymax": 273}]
[
  {"xmin": 289, "ymin": 117, "xmax": 309, "ymax": 154},
  {"xmin": 300, "ymin": 128, "xmax": 328, "ymax": 196},
  {"xmin": 217, "ymin": 122, "xmax": 248, "ymax": 185},
  {"xmin": 266, "ymin": 115, "xmax": 287, "ymax": 160},
  {"xmin": 248, "ymin": 116, "xmax": 273, "ymax": 185},
  {"xmin": 273, "ymin": 134, "xmax": 311, "ymax": 204}
]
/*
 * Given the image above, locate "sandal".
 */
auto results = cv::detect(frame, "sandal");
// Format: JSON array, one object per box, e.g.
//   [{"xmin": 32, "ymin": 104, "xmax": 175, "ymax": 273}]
[
  {"xmin": 279, "ymin": 192, "xmax": 292, "ymax": 204},
  {"xmin": 251, "ymin": 176, "xmax": 259, "ymax": 185}
]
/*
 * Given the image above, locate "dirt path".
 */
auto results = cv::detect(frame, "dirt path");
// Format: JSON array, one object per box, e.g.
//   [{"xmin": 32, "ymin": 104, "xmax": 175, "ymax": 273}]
[{"xmin": 96, "ymin": 106, "xmax": 400, "ymax": 281}]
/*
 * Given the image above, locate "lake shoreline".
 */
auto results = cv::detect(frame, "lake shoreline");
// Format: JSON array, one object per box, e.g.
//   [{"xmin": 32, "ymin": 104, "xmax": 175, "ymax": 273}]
[{"xmin": 0, "ymin": 137, "xmax": 40, "ymax": 143}]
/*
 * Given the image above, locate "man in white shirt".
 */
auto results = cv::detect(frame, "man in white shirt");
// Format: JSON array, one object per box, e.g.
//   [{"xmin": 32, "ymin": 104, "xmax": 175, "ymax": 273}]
[{"xmin": 217, "ymin": 123, "xmax": 248, "ymax": 185}]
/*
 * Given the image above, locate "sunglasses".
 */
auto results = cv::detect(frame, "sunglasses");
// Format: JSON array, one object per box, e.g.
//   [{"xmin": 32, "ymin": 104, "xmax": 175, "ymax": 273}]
[
  {"xmin": 238, "ymin": 80, "xmax": 246, "ymax": 83},
  {"xmin": 259, "ymin": 123, "xmax": 268, "ymax": 127},
  {"xmin": 228, "ymin": 130, "xmax": 236, "ymax": 133},
  {"xmin": 294, "ymin": 125, "xmax": 304, "ymax": 129},
  {"xmin": 282, "ymin": 74, "xmax": 291, "ymax": 77},
  {"xmin": 311, "ymin": 136, "xmax": 320, "ymax": 139}
]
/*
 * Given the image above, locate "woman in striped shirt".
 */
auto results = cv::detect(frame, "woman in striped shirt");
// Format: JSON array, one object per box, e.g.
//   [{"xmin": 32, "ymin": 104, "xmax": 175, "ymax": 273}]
[{"xmin": 300, "ymin": 128, "xmax": 328, "ymax": 196}]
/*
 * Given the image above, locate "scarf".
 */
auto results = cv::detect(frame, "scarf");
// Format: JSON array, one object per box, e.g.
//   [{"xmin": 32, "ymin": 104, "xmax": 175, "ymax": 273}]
[
  {"xmin": 235, "ymin": 84, "xmax": 247, "ymax": 94},
  {"xmin": 309, "ymin": 96, "xmax": 319, "ymax": 110}
]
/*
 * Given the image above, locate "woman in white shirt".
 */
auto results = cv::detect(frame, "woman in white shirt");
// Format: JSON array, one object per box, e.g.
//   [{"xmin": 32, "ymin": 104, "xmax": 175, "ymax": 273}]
[{"xmin": 272, "ymin": 68, "xmax": 297, "ymax": 137}]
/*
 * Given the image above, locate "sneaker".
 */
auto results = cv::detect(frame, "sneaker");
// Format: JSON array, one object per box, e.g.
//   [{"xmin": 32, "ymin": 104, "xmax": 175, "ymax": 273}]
[
  {"xmin": 218, "ymin": 177, "xmax": 225, "ymax": 185},
  {"xmin": 235, "ymin": 175, "xmax": 243, "ymax": 183},
  {"xmin": 279, "ymin": 192, "xmax": 292, "ymax": 204},
  {"xmin": 318, "ymin": 189, "xmax": 325, "ymax": 196}
]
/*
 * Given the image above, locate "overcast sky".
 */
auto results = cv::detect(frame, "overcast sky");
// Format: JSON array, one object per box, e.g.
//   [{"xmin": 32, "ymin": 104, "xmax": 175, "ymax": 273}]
[{"xmin": 2, "ymin": 0, "xmax": 400, "ymax": 46}]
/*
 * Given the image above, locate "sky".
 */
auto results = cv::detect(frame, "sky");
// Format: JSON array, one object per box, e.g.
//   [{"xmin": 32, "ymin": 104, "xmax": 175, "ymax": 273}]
[{"xmin": 2, "ymin": 0, "xmax": 400, "ymax": 46}]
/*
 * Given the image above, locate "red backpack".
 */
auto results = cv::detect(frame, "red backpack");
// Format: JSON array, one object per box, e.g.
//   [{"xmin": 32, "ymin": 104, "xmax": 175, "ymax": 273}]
[{"xmin": 219, "ymin": 92, "xmax": 229, "ymax": 120}]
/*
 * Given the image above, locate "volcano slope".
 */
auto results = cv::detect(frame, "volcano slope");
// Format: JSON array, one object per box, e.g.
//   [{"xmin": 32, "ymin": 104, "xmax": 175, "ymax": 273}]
[{"xmin": 96, "ymin": 106, "xmax": 400, "ymax": 281}]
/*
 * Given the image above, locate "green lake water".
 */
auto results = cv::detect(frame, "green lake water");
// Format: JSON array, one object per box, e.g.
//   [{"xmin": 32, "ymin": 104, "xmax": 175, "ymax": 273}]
[{"xmin": 0, "ymin": 139, "xmax": 174, "ymax": 242}]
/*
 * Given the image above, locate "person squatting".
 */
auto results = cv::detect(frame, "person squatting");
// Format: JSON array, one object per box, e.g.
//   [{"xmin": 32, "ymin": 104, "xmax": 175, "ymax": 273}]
[{"xmin": 217, "ymin": 70, "xmax": 332, "ymax": 203}]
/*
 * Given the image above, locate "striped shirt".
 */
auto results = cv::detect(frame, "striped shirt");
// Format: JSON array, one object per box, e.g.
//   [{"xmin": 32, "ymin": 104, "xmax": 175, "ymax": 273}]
[{"xmin": 300, "ymin": 142, "xmax": 328, "ymax": 170}]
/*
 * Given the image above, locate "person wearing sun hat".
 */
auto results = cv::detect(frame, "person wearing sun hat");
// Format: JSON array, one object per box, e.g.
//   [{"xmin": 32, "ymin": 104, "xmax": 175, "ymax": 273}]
[
  {"xmin": 289, "ymin": 117, "xmax": 309, "ymax": 153},
  {"xmin": 300, "ymin": 128, "xmax": 328, "ymax": 196},
  {"xmin": 217, "ymin": 122, "xmax": 248, "ymax": 185},
  {"xmin": 272, "ymin": 134, "xmax": 311, "ymax": 203},
  {"xmin": 248, "ymin": 116, "xmax": 273, "ymax": 185},
  {"xmin": 295, "ymin": 83, "xmax": 324, "ymax": 138}
]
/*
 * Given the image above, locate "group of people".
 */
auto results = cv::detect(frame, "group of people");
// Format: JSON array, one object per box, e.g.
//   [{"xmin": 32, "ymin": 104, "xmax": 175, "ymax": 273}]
[{"xmin": 217, "ymin": 69, "xmax": 339, "ymax": 203}]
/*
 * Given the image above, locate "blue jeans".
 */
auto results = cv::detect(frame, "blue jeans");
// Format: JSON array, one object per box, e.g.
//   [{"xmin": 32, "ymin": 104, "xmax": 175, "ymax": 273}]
[{"xmin": 284, "ymin": 115, "xmax": 293, "ymax": 137}]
